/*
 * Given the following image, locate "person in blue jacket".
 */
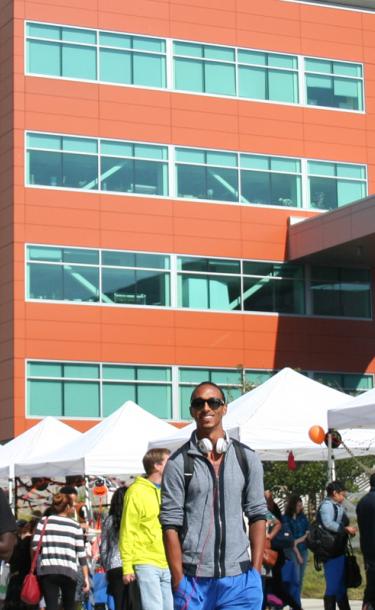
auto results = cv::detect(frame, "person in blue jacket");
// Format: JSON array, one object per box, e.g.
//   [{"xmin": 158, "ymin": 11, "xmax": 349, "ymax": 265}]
[{"xmin": 319, "ymin": 481, "xmax": 356, "ymax": 610}]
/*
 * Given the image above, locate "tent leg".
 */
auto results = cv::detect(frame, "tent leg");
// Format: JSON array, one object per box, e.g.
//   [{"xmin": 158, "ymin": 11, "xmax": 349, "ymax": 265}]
[
  {"xmin": 327, "ymin": 431, "xmax": 336, "ymax": 482},
  {"xmin": 84, "ymin": 476, "xmax": 92, "ymax": 524},
  {"xmin": 14, "ymin": 477, "xmax": 18, "ymax": 518},
  {"xmin": 8, "ymin": 478, "xmax": 13, "ymax": 508}
]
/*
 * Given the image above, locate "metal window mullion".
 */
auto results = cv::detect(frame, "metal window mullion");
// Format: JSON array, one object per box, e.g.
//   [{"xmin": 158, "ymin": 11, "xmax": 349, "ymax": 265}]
[
  {"xmin": 59, "ymin": 41, "xmax": 64, "ymax": 77},
  {"xmin": 170, "ymin": 254, "xmax": 178, "ymax": 308},
  {"xmin": 171, "ymin": 365, "xmax": 179, "ymax": 420},
  {"xmin": 96, "ymin": 29, "xmax": 100, "ymax": 81},
  {"xmin": 234, "ymin": 47, "xmax": 239, "ymax": 97},
  {"xmin": 166, "ymin": 38, "xmax": 173, "ymax": 90},
  {"xmin": 99, "ymin": 363, "xmax": 104, "ymax": 418},
  {"xmin": 99, "ymin": 249, "xmax": 103, "ymax": 304},
  {"xmin": 97, "ymin": 139, "xmax": 101, "ymax": 192},
  {"xmin": 305, "ymin": 263, "xmax": 312, "ymax": 315},
  {"xmin": 298, "ymin": 55, "xmax": 305, "ymax": 105},
  {"xmin": 240, "ymin": 260, "xmax": 244, "ymax": 311},
  {"xmin": 168, "ymin": 145, "xmax": 175, "ymax": 198},
  {"xmin": 301, "ymin": 158, "xmax": 309, "ymax": 209}
]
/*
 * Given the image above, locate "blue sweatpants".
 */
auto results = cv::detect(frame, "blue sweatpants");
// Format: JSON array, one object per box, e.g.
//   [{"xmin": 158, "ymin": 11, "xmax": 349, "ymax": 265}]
[{"xmin": 173, "ymin": 568, "xmax": 263, "ymax": 610}]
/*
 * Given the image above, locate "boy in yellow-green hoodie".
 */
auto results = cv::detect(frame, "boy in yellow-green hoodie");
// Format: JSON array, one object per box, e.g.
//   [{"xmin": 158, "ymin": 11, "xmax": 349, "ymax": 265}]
[{"xmin": 119, "ymin": 448, "xmax": 172, "ymax": 610}]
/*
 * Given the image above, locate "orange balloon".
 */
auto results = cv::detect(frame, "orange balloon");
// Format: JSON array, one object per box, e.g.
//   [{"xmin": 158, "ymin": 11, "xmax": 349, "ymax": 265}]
[{"xmin": 308, "ymin": 425, "xmax": 326, "ymax": 445}]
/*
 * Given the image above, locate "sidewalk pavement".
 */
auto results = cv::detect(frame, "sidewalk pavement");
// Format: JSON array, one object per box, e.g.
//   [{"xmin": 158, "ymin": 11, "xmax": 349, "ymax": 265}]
[{"xmin": 302, "ymin": 600, "xmax": 362, "ymax": 610}]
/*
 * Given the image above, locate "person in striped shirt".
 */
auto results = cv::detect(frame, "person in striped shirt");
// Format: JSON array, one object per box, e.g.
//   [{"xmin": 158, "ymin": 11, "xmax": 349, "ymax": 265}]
[{"xmin": 32, "ymin": 492, "xmax": 89, "ymax": 610}]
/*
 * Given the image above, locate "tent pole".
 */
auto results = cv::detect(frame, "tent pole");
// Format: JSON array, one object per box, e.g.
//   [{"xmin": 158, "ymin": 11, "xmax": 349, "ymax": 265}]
[
  {"xmin": 327, "ymin": 430, "xmax": 335, "ymax": 482},
  {"xmin": 14, "ymin": 477, "xmax": 18, "ymax": 518},
  {"xmin": 84, "ymin": 476, "xmax": 92, "ymax": 525},
  {"xmin": 8, "ymin": 478, "xmax": 13, "ymax": 508}
]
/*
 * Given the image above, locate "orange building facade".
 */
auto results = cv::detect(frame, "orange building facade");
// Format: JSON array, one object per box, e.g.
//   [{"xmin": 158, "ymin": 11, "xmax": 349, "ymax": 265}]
[{"xmin": 1, "ymin": 0, "xmax": 375, "ymax": 440}]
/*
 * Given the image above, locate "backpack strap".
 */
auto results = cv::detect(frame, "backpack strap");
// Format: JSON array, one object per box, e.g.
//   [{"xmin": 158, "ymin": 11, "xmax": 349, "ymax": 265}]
[
  {"xmin": 180, "ymin": 441, "xmax": 194, "ymax": 494},
  {"xmin": 231, "ymin": 439, "xmax": 249, "ymax": 483}
]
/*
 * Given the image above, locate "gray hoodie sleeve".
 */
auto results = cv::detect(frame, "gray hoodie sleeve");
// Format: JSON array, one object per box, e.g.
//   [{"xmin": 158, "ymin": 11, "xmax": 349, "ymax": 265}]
[
  {"xmin": 243, "ymin": 449, "xmax": 267, "ymax": 523},
  {"xmin": 160, "ymin": 453, "xmax": 185, "ymax": 530}
]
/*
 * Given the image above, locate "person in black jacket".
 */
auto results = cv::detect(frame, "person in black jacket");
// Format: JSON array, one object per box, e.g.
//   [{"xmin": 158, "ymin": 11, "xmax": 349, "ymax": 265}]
[
  {"xmin": 356, "ymin": 473, "xmax": 375, "ymax": 610},
  {"xmin": 0, "ymin": 489, "xmax": 16, "ymax": 561}
]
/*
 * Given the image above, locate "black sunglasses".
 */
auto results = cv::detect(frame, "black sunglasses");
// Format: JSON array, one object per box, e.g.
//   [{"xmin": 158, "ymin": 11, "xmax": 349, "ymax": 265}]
[{"xmin": 190, "ymin": 397, "xmax": 225, "ymax": 410}]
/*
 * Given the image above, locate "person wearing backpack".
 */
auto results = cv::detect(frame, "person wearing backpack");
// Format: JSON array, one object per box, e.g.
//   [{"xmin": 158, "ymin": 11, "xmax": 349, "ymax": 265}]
[
  {"xmin": 319, "ymin": 481, "xmax": 357, "ymax": 610},
  {"xmin": 160, "ymin": 381, "xmax": 267, "ymax": 610}
]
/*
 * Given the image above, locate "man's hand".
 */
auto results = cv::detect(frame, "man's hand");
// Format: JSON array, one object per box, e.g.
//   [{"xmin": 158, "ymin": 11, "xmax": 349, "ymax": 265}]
[
  {"xmin": 123, "ymin": 573, "xmax": 136, "ymax": 585},
  {"xmin": 171, "ymin": 571, "xmax": 184, "ymax": 592}
]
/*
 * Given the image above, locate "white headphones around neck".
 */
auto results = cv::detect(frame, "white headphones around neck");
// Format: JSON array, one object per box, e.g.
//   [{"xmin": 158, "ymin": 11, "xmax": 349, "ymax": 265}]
[{"xmin": 197, "ymin": 434, "xmax": 229, "ymax": 455}]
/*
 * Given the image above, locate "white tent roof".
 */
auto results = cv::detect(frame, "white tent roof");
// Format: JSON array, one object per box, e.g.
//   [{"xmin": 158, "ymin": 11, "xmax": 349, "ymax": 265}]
[
  {"xmin": 150, "ymin": 368, "xmax": 375, "ymax": 460},
  {"xmin": 328, "ymin": 387, "xmax": 375, "ymax": 430},
  {"xmin": 14, "ymin": 401, "xmax": 178, "ymax": 477},
  {"xmin": 0, "ymin": 417, "xmax": 81, "ymax": 479}
]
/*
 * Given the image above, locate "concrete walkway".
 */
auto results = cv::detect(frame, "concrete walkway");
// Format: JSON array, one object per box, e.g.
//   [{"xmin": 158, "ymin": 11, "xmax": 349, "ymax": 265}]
[{"xmin": 302, "ymin": 600, "xmax": 362, "ymax": 610}]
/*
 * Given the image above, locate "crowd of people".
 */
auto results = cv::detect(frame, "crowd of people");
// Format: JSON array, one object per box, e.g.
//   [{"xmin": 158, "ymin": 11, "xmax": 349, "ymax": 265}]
[{"xmin": 0, "ymin": 380, "xmax": 374, "ymax": 610}]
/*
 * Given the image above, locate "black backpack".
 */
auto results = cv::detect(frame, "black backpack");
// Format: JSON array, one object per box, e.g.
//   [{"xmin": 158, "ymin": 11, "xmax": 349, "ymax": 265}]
[{"xmin": 306, "ymin": 504, "xmax": 347, "ymax": 562}]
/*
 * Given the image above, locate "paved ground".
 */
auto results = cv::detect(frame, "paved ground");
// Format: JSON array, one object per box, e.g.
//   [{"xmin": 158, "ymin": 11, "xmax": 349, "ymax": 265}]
[{"xmin": 302, "ymin": 600, "xmax": 362, "ymax": 610}]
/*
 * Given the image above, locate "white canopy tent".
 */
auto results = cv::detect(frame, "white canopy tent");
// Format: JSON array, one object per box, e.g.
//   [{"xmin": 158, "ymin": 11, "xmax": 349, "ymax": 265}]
[
  {"xmin": 0, "ymin": 417, "xmax": 81, "ymax": 479},
  {"xmin": 328, "ymin": 388, "xmax": 375, "ymax": 430},
  {"xmin": 150, "ymin": 368, "xmax": 375, "ymax": 461},
  {"xmin": 14, "ymin": 401, "xmax": 178, "ymax": 477}
]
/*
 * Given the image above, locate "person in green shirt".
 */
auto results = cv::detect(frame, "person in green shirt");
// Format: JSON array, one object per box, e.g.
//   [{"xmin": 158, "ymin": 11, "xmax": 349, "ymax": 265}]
[{"xmin": 119, "ymin": 448, "xmax": 172, "ymax": 610}]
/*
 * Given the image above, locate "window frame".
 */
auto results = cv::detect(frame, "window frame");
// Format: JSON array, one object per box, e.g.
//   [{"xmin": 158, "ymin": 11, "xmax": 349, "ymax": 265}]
[
  {"xmin": 25, "ymin": 20, "xmax": 365, "ymax": 114},
  {"xmin": 25, "ymin": 244, "xmax": 373, "ymax": 321},
  {"xmin": 25, "ymin": 359, "xmax": 374, "ymax": 421},
  {"xmin": 25, "ymin": 130, "xmax": 368, "ymax": 212}
]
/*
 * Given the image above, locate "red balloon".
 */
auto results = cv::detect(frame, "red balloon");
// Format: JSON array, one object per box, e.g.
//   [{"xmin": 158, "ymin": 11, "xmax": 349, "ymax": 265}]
[{"xmin": 308, "ymin": 425, "xmax": 326, "ymax": 445}]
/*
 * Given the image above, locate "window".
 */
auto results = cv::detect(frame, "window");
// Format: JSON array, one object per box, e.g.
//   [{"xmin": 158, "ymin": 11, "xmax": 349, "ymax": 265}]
[
  {"xmin": 305, "ymin": 58, "xmax": 363, "ymax": 111},
  {"xmin": 174, "ymin": 42, "xmax": 236, "ymax": 96},
  {"xmin": 308, "ymin": 161, "xmax": 367, "ymax": 210},
  {"xmin": 238, "ymin": 50, "xmax": 298, "ymax": 103},
  {"xmin": 178, "ymin": 257, "xmax": 242, "ymax": 311},
  {"xmin": 312, "ymin": 372, "xmax": 373, "ymax": 396},
  {"xmin": 26, "ymin": 133, "xmax": 168, "ymax": 196},
  {"xmin": 310, "ymin": 266, "xmax": 371, "ymax": 318},
  {"xmin": 100, "ymin": 141, "xmax": 168, "ymax": 196},
  {"xmin": 27, "ymin": 133, "xmax": 98, "ymax": 190},
  {"xmin": 242, "ymin": 262, "xmax": 305, "ymax": 314},
  {"xmin": 27, "ymin": 246, "xmax": 371, "ymax": 319},
  {"xmin": 27, "ymin": 361, "xmax": 172, "ymax": 418},
  {"xmin": 99, "ymin": 32, "xmax": 166, "ymax": 87},
  {"xmin": 28, "ymin": 131, "xmax": 366, "ymax": 210},
  {"xmin": 240, "ymin": 155, "xmax": 302, "ymax": 207},
  {"xmin": 26, "ymin": 22, "xmax": 166, "ymax": 88},
  {"xmin": 177, "ymin": 257, "xmax": 305, "ymax": 313},
  {"xmin": 26, "ymin": 361, "xmax": 374, "ymax": 419},
  {"xmin": 176, "ymin": 148, "xmax": 239, "ymax": 202},
  {"xmin": 101, "ymin": 251, "xmax": 170, "ymax": 306},
  {"xmin": 26, "ymin": 246, "xmax": 171, "ymax": 307},
  {"xmin": 26, "ymin": 22, "xmax": 364, "ymax": 113}
]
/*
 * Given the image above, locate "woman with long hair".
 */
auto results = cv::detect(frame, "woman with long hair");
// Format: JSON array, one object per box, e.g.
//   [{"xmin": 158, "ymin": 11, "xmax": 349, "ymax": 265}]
[
  {"xmin": 264, "ymin": 490, "xmax": 303, "ymax": 610},
  {"xmin": 100, "ymin": 487, "xmax": 130, "ymax": 610},
  {"xmin": 32, "ymin": 492, "xmax": 89, "ymax": 610},
  {"xmin": 283, "ymin": 494, "xmax": 310, "ymax": 597}
]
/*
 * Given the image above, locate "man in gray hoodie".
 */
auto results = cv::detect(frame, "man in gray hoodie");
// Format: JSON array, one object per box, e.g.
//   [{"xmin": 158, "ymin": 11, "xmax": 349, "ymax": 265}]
[{"xmin": 160, "ymin": 381, "xmax": 266, "ymax": 610}]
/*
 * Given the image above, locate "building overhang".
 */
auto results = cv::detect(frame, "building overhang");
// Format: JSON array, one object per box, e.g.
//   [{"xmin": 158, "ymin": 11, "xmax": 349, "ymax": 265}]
[
  {"xmin": 285, "ymin": 0, "xmax": 375, "ymax": 10},
  {"xmin": 288, "ymin": 195, "xmax": 375, "ymax": 267}
]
